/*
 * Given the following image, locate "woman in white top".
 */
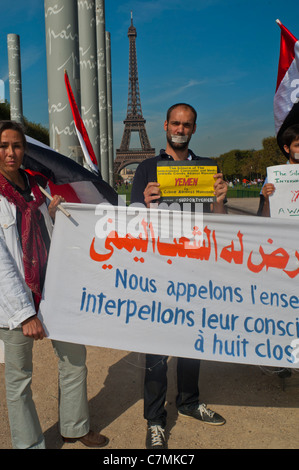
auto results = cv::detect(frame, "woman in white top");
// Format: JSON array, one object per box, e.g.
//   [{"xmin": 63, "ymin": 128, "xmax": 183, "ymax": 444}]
[{"xmin": 0, "ymin": 121, "xmax": 108, "ymax": 449}]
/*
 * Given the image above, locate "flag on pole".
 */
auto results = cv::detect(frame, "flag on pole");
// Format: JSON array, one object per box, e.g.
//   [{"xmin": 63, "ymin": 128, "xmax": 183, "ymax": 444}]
[
  {"xmin": 23, "ymin": 136, "xmax": 119, "ymax": 205},
  {"xmin": 274, "ymin": 20, "xmax": 299, "ymax": 153},
  {"xmin": 64, "ymin": 70, "xmax": 100, "ymax": 175}
]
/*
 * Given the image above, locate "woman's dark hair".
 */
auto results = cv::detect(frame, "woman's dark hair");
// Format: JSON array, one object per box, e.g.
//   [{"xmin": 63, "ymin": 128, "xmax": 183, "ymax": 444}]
[{"xmin": 0, "ymin": 120, "xmax": 27, "ymax": 149}]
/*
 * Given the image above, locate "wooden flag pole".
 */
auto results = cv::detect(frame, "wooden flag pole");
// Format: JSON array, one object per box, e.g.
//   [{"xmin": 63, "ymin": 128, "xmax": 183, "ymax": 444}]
[{"xmin": 38, "ymin": 185, "xmax": 71, "ymax": 218}]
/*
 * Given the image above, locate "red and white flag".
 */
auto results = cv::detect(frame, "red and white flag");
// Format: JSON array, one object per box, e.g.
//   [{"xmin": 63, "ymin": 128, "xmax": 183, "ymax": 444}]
[
  {"xmin": 274, "ymin": 20, "xmax": 299, "ymax": 140},
  {"xmin": 64, "ymin": 70, "xmax": 99, "ymax": 175}
]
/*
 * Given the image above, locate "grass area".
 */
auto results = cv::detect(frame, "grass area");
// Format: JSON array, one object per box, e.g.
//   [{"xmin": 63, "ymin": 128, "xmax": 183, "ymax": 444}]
[
  {"xmin": 116, "ymin": 184, "xmax": 132, "ymax": 205},
  {"xmin": 226, "ymin": 184, "xmax": 261, "ymax": 198}
]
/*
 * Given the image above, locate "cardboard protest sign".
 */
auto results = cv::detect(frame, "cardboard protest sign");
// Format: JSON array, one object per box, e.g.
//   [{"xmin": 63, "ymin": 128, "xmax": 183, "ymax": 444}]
[{"xmin": 157, "ymin": 161, "xmax": 217, "ymax": 203}]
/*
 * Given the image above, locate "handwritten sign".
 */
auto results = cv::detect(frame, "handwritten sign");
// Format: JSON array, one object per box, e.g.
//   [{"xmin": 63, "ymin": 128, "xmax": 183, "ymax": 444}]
[
  {"xmin": 157, "ymin": 161, "xmax": 217, "ymax": 203},
  {"xmin": 39, "ymin": 204, "xmax": 299, "ymax": 369},
  {"xmin": 267, "ymin": 164, "xmax": 299, "ymax": 218}
]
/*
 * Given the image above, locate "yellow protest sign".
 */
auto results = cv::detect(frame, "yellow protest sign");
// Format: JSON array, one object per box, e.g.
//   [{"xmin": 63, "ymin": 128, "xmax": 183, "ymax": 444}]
[{"xmin": 157, "ymin": 161, "xmax": 217, "ymax": 203}]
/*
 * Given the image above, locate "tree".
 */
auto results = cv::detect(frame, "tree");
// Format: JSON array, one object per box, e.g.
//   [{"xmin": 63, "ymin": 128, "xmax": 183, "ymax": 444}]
[
  {"xmin": 24, "ymin": 119, "xmax": 49, "ymax": 145},
  {"xmin": 0, "ymin": 100, "xmax": 10, "ymax": 120},
  {"xmin": 260, "ymin": 136, "xmax": 285, "ymax": 172},
  {"xmin": 217, "ymin": 149, "xmax": 255, "ymax": 180},
  {"xmin": 216, "ymin": 136, "xmax": 286, "ymax": 180},
  {"xmin": 0, "ymin": 101, "xmax": 49, "ymax": 145}
]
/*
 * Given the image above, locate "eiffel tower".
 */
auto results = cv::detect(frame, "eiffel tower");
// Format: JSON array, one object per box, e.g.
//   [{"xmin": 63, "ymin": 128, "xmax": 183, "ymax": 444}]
[{"xmin": 114, "ymin": 13, "xmax": 155, "ymax": 175}]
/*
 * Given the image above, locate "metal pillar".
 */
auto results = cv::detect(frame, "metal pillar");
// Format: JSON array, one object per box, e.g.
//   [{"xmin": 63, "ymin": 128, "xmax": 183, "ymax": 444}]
[
  {"xmin": 44, "ymin": 0, "xmax": 81, "ymax": 161},
  {"xmin": 106, "ymin": 31, "xmax": 114, "ymax": 187},
  {"xmin": 7, "ymin": 34, "xmax": 23, "ymax": 123},
  {"xmin": 95, "ymin": 0, "xmax": 109, "ymax": 182},
  {"xmin": 78, "ymin": 0, "xmax": 100, "ymax": 165}
]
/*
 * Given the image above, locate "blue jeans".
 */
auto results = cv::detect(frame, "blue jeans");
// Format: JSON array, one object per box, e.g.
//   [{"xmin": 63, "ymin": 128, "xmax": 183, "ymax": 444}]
[{"xmin": 144, "ymin": 354, "xmax": 200, "ymax": 427}]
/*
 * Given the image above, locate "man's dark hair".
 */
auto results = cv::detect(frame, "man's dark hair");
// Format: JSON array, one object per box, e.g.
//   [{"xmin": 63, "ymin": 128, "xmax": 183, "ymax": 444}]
[
  {"xmin": 166, "ymin": 103, "xmax": 197, "ymax": 124},
  {"xmin": 282, "ymin": 124, "xmax": 299, "ymax": 147}
]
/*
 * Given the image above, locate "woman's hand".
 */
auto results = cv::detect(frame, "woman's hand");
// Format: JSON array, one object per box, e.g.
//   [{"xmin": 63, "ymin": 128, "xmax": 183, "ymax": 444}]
[
  {"xmin": 48, "ymin": 195, "xmax": 65, "ymax": 220},
  {"xmin": 21, "ymin": 315, "xmax": 47, "ymax": 340}
]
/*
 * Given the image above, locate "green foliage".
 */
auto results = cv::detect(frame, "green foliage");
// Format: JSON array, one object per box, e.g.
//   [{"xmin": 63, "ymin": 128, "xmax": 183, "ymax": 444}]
[
  {"xmin": 0, "ymin": 100, "xmax": 49, "ymax": 145},
  {"xmin": 216, "ymin": 136, "xmax": 286, "ymax": 180},
  {"xmin": 24, "ymin": 118, "xmax": 49, "ymax": 145},
  {"xmin": 117, "ymin": 183, "xmax": 132, "ymax": 205},
  {"xmin": 0, "ymin": 101, "xmax": 10, "ymax": 120}
]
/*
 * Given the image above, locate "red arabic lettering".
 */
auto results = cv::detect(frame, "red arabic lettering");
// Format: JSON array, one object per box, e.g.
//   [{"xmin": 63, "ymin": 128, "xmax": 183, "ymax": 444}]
[
  {"xmin": 220, "ymin": 231, "xmax": 243, "ymax": 264},
  {"xmin": 90, "ymin": 236, "xmax": 114, "ymax": 262},
  {"xmin": 90, "ymin": 230, "xmax": 149, "ymax": 262},
  {"xmin": 156, "ymin": 226, "xmax": 214, "ymax": 260},
  {"xmin": 212, "ymin": 229, "xmax": 218, "ymax": 261},
  {"xmin": 283, "ymin": 250, "xmax": 299, "ymax": 278},
  {"xmin": 89, "ymin": 220, "xmax": 299, "ymax": 279},
  {"xmin": 247, "ymin": 238, "xmax": 290, "ymax": 273}
]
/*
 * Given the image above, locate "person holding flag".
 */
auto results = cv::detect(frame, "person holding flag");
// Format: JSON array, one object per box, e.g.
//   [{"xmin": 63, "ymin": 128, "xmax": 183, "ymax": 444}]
[
  {"xmin": 257, "ymin": 20, "xmax": 299, "ymax": 379},
  {"xmin": 259, "ymin": 20, "xmax": 299, "ymax": 217},
  {"xmin": 0, "ymin": 120, "xmax": 109, "ymax": 449}
]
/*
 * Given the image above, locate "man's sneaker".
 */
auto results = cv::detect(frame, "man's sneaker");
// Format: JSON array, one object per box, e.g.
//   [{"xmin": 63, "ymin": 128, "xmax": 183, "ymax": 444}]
[
  {"xmin": 146, "ymin": 424, "xmax": 167, "ymax": 449},
  {"xmin": 277, "ymin": 368, "xmax": 292, "ymax": 379},
  {"xmin": 178, "ymin": 403, "xmax": 226, "ymax": 425}
]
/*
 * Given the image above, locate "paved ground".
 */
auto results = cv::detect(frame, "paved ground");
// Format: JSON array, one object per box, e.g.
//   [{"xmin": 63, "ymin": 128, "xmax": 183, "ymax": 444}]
[
  {"xmin": 1, "ymin": 342, "xmax": 299, "ymax": 450},
  {"xmin": 1, "ymin": 196, "xmax": 298, "ymax": 450},
  {"xmin": 226, "ymin": 197, "xmax": 260, "ymax": 215}
]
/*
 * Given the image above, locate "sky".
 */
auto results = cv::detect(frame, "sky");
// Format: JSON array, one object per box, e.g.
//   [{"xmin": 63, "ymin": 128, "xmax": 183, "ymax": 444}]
[{"xmin": 1, "ymin": 0, "xmax": 299, "ymax": 159}]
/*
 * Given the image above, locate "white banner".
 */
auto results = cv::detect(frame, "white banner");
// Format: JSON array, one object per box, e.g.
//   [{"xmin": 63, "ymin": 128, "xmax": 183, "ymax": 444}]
[{"xmin": 39, "ymin": 203, "xmax": 299, "ymax": 368}]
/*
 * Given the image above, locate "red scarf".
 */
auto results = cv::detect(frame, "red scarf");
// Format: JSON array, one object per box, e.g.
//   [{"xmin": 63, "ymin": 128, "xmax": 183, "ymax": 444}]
[{"xmin": 0, "ymin": 171, "xmax": 48, "ymax": 311}]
